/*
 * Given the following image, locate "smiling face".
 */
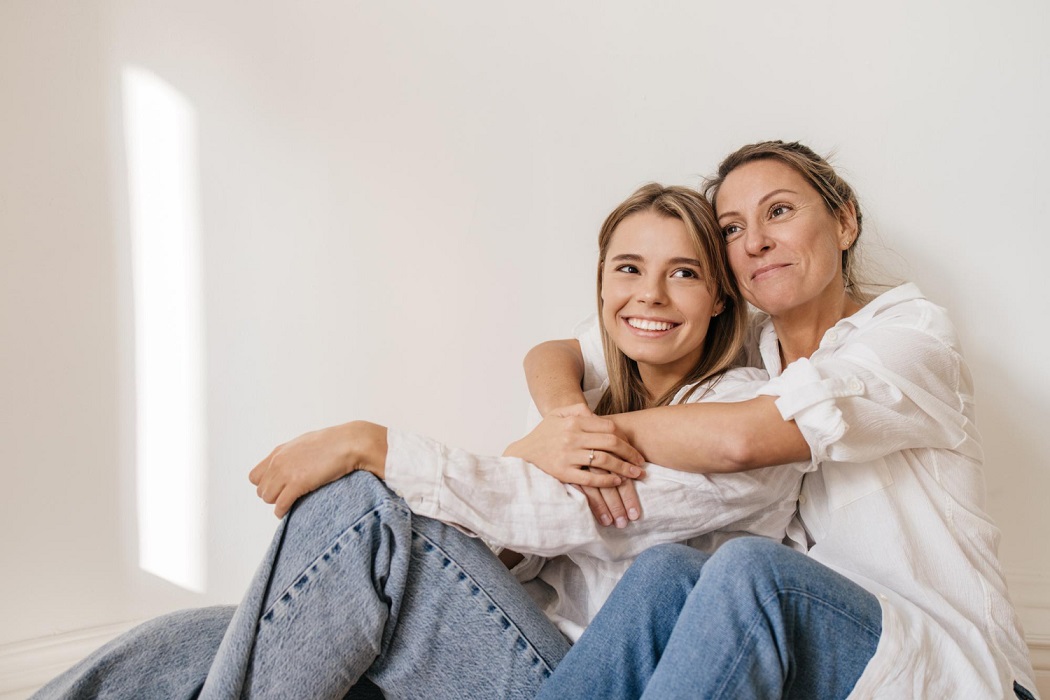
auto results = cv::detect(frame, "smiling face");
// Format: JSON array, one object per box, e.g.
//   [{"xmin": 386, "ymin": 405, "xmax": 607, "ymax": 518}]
[
  {"xmin": 715, "ymin": 158, "xmax": 857, "ymax": 321},
  {"xmin": 600, "ymin": 210, "xmax": 723, "ymax": 396}
]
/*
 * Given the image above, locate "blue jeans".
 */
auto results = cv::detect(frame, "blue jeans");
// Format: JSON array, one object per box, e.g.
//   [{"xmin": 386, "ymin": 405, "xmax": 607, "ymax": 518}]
[
  {"xmin": 538, "ymin": 537, "xmax": 883, "ymax": 700},
  {"xmin": 34, "ymin": 472, "xmax": 569, "ymax": 699}
]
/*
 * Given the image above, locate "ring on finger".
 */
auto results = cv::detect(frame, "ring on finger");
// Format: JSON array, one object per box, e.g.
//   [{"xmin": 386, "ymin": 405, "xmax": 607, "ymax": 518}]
[{"xmin": 588, "ymin": 449, "xmax": 595, "ymax": 466}]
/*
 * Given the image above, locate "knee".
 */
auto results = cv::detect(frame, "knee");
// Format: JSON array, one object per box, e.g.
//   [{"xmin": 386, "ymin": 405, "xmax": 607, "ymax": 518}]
[
  {"xmin": 627, "ymin": 543, "xmax": 709, "ymax": 591},
  {"xmin": 705, "ymin": 536, "xmax": 795, "ymax": 589},
  {"xmin": 289, "ymin": 470, "xmax": 401, "ymax": 525}
]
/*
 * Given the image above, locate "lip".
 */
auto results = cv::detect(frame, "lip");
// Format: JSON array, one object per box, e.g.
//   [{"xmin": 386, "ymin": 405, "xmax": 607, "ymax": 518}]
[{"xmin": 751, "ymin": 263, "xmax": 791, "ymax": 281}]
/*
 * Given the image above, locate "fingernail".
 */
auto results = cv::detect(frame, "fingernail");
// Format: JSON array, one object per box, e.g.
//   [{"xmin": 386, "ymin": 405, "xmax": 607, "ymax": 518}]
[
  {"xmin": 615, "ymin": 517, "xmax": 628, "ymax": 529},
  {"xmin": 600, "ymin": 514, "xmax": 612, "ymax": 526},
  {"xmin": 628, "ymin": 508, "xmax": 639, "ymax": 520},
  {"xmin": 630, "ymin": 466, "xmax": 642, "ymax": 478}
]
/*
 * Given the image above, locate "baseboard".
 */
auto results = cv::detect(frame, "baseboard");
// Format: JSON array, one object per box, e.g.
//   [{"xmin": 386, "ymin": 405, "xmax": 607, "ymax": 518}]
[{"xmin": 0, "ymin": 621, "xmax": 140, "ymax": 699}]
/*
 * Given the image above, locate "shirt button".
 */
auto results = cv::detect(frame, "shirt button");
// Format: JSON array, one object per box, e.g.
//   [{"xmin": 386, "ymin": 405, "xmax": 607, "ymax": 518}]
[
  {"xmin": 878, "ymin": 593, "xmax": 888, "ymax": 601},
  {"xmin": 826, "ymin": 330, "xmax": 839, "ymax": 343},
  {"xmin": 849, "ymin": 378, "xmax": 863, "ymax": 392},
  {"xmin": 798, "ymin": 493, "xmax": 807, "ymax": 505}
]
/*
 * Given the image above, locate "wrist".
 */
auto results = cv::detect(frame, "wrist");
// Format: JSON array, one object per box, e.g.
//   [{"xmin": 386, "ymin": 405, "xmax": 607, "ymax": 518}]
[
  {"xmin": 346, "ymin": 421, "xmax": 388, "ymax": 480},
  {"xmin": 539, "ymin": 392, "xmax": 588, "ymax": 417}
]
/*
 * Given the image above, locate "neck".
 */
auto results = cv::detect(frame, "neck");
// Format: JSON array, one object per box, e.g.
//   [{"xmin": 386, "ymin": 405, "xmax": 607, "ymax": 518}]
[
  {"xmin": 770, "ymin": 288, "xmax": 862, "ymax": 366},
  {"xmin": 637, "ymin": 364, "xmax": 685, "ymax": 406}
]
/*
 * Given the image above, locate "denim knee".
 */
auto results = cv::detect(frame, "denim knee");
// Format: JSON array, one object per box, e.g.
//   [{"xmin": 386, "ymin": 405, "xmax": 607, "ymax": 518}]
[
  {"xmin": 637, "ymin": 542, "xmax": 706, "ymax": 572},
  {"xmin": 708, "ymin": 536, "xmax": 788, "ymax": 570},
  {"xmin": 287, "ymin": 470, "xmax": 401, "ymax": 530}
]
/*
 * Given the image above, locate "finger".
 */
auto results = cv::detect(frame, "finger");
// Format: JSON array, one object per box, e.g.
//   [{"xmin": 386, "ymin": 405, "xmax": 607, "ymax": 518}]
[
  {"xmin": 586, "ymin": 433, "xmax": 645, "ymax": 467},
  {"xmin": 617, "ymin": 478, "xmax": 642, "ymax": 522},
  {"xmin": 248, "ymin": 449, "xmax": 277, "ymax": 485},
  {"xmin": 598, "ymin": 481, "xmax": 629, "ymax": 529},
  {"xmin": 557, "ymin": 465, "xmax": 622, "ymax": 489},
  {"xmin": 273, "ymin": 487, "xmax": 299, "ymax": 519},
  {"xmin": 579, "ymin": 485, "xmax": 613, "ymax": 527},
  {"xmin": 588, "ymin": 449, "xmax": 645, "ymax": 479},
  {"xmin": 257, "ymin": 474, "xmax": 284, "ymax": 505}
]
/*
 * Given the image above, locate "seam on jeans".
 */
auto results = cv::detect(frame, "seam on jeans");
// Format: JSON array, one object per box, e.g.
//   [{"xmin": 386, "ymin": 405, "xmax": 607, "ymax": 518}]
[
  {"xmin": 260, "ymin": 499, "xmax": 408, "ymax": 624},
  {"xmin": 410, "ymin": 527, "xmax": 558, "ymax": 677},
  {"xmin": 712, "ymin": 586, "xmax": 882, "ymax": 699}
]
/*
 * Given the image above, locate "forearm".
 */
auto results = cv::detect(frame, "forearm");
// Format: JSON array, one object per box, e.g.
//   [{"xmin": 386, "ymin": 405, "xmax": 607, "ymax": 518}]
[
  {"xmin": 524, "ymin": 339, "xmax": 587, "ymax": 416},
  {"xmin": 385, "ymin": 429, "xmax": 606, "ymax": 557},
  {"xmin": 387, "ymin": 430, "xmax": 800, "ymax": 560},
  {"xmin": 610, "ymin": 396, "xmax": 811, "ymax": 474}
]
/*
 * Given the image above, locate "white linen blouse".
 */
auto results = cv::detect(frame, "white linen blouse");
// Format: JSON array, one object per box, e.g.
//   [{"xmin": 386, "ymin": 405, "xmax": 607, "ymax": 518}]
[
  {"xmin": 385, "ymin": 368, "xmax": 805, "ymax": 642},
  {"xmin": 578, "ymin": 283, "xmax": 1036, "ymax": 698}
]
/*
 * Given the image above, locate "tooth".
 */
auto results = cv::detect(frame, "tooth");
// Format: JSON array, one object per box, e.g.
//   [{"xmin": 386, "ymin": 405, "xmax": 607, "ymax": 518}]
[{"xmin": 628, "ymin": 318, "xmax": 674, "ymax": 331}]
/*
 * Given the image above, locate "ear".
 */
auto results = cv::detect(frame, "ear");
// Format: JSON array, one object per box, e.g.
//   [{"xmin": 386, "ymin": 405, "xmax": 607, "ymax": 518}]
[
  {"xmin": 712, "ymin": 298, "xmax": 725, "ymax": 317},
  {"xmin": 837, "ymin": 201, "xmax": 859, "ymax": 250}
]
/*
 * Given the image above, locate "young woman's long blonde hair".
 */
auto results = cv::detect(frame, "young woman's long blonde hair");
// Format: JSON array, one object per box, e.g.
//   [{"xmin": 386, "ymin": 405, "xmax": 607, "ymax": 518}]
[{"xmin": 595, "ymin": 184, "xmax": 747, "ymax": 416}]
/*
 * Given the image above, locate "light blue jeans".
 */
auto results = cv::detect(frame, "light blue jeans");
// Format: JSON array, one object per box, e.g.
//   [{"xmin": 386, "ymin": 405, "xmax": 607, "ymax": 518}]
[
  {"xmin": 537, "ymin": 537, "xmax": 883, "ymax": 700},
  {"xmin": 34, "ymin": 472, "xmax": 569, "ymax": 699}
]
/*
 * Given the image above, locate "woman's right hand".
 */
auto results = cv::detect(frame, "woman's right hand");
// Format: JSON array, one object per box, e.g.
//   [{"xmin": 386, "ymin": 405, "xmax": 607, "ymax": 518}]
[{"xmin": 503, "ymin": 403, "xmax": 646, "ymax": 488}]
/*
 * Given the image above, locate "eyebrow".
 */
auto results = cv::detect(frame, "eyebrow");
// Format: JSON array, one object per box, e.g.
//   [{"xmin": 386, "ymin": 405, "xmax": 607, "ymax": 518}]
[
  {"xmin": 717, "ymin": 188, "xmax": 798, "ymax": 222},
  {"xmin": 609, "ymin": 253, "xmax": 704, "ymax": 267}
]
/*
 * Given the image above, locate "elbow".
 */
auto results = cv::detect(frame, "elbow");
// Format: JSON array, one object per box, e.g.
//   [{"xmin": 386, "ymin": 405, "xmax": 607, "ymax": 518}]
[
  {"xmin": 717, "ymin": 433, "xmax": 760, "ymax": 473},
  {"xmin": 717, "ymin": 426, "xmax": 811, "ymax": 473},
  {"xmin": 522, "ymin": 341, "xmax": 549, "ymax": 373}
]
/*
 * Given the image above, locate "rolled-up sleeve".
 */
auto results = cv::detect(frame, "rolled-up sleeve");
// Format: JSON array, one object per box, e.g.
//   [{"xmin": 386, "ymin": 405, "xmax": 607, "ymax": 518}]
[
  {"xmin": 384, "ymin": 428, "xmax": 802, "ymax": 561},
  {"xmin": 758, "ymin": 307, "xmax": 980, "ymax": 466}
]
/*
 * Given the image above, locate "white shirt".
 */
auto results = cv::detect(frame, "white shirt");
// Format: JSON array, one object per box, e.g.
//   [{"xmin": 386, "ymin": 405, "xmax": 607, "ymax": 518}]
[
  {"xmin": 385, "ymin": 368, "xmax": 805, "ymax": 641},
  {"xmin": 579, "ymin": 284, "xmax": 1036, "ymax": 698}
]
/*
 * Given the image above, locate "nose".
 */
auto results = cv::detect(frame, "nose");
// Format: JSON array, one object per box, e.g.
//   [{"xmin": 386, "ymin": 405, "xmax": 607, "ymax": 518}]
[
  {"xmin": 742, "ymin": 223, "xmax": 774, "ymax": 256},
  {"xmin": 639, "ymin": 275, "xmax": 668, "ymax": 305}
]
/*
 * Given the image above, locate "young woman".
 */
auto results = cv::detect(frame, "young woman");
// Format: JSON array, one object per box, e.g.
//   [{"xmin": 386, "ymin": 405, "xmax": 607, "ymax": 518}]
[
  {"xmin": 34, "ymin": 184, "xmax": 805, "ymax": 699},
  {"xmin": 520, "ymin": 142, "xmax": 1038, "ymax": 698}
]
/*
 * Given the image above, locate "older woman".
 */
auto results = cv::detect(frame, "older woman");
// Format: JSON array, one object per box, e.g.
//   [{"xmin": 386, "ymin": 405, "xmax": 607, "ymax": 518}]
[{"xmin": 519, "ymin": 141, "xmax": 1037, "ymax": 698}]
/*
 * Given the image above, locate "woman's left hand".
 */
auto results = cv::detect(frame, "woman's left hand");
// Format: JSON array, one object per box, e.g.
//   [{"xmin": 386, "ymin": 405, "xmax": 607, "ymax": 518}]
[
  {"xmin": 578, "ymin": 476, "xmax": 642, "ymax": 529},
  {"xmin": 249, "ymin": 420, "xmax": 388, "ymax": 518},
  {"xmin": 503, "ymin": 404, "xmax": 646, "ymax": 487}
]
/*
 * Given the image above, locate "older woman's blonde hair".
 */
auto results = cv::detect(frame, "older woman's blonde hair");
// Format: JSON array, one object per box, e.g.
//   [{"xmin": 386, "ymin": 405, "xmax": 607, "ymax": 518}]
[{"xmin": 595, "ymin": 183, "xmax": 747, "ymax": 416}]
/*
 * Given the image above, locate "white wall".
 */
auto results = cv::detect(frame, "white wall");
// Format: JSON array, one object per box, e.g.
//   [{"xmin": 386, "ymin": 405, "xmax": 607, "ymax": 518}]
[{"xmin": 2, "ymin": 0, "xmax": 1048, "ymax": 694}]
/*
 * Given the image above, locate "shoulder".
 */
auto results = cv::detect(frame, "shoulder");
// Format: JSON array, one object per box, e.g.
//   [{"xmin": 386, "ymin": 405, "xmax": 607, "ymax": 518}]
[
  {"xmin": 850, "ymin": 284, "xmax": 962, "ymax": 353},
  {"xmin": 674, "ymin": 366, "xmax": 771, "ymax": 405}
]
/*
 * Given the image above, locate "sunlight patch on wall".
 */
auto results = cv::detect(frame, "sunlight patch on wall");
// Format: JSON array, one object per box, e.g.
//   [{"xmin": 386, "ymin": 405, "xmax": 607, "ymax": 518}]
[{"xmin": 122, "ymin": 66, "xmax": 206, "ymax": 593}]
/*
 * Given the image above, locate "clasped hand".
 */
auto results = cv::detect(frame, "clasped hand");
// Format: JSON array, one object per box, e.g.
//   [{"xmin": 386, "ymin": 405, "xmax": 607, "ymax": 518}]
[
  {"xmin": 503, "ymin": 404, "xmax": 647, "ymax": 528},
  {"xmin": 249, "ymin": 420, "xmax": 388, "ymax": 518}
]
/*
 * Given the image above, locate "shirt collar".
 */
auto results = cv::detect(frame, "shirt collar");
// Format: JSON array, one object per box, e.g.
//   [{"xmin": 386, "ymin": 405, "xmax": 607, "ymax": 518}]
[{"xmin": 754, "ymin": 283, "xmax": 924, "ymax": 376}]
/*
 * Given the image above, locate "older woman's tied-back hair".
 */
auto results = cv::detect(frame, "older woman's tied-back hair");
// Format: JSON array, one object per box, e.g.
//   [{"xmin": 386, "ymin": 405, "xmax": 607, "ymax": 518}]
[
  {"xmin": 595, "ymin": 183, "xmax": 747, "ymax": 416},
  {"xmin": 703, "ymin": 140, "xmax": 864, "ymax": 298}
]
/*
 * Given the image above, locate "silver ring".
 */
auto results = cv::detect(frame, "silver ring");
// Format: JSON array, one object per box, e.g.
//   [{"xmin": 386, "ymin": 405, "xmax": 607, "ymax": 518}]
[{"xmin": 588, "ymin": 449, "xmax": 595, "ymax": 466}]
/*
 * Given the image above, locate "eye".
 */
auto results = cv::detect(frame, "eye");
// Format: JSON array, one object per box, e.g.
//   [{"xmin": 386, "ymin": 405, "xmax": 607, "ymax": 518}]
[
  {"xmin": 671, "ymin": 268, "xmax": 700, "ymax": 279},
  {"xmin": 614, "ymin": 264, "xmax": 640, "ymax": 274},
  {"xmin": 769, "ymin": 203, "xmax": 792, "ymax": 218},
  {"xmin": 722, "ymin": 224, "xmax": 742, "ymax": 240}
]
